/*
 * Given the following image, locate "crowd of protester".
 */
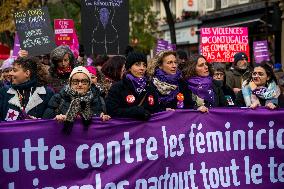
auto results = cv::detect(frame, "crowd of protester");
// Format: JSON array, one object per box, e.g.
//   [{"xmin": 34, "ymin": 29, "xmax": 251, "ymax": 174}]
[{"xmin": 0, "ymin": 45, "xmax": 284, "ymax": 134}]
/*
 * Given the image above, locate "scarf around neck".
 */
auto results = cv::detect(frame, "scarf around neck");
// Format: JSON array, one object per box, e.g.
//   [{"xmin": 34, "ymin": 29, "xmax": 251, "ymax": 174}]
[
  {"xmin": 64, "ymin": 86, "xmax": 94, "ymax": 122},
  {"xmin": 153, "ymin": 68, "xmax": 181, "ymax": 103},
  {"xmin": 126, "ymin": 74, "xmax": 147, "ymax": 95},
  {"xmin": 187, "ymin": 76, "xmax": 215, "ymax": 104}
]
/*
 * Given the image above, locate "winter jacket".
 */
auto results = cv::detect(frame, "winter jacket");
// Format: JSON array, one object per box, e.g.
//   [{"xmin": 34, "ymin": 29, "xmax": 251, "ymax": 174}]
[
  {"xmin": 105, "ymin": 77, "xmax": 161, "ymax": 120},
  {"xmin": 0, "ymin": 86, "xmax": 54, "ymax": 121}
]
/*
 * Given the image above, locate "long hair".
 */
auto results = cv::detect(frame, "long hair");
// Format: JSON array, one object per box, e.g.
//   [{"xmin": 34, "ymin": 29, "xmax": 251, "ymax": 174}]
[
  {"xmin": 13, "ymin": 57, "xmax": 48, "ymax": 86},
  {"xmin": 182, "ymin": 54, "xmax": 213, "ymax": 79},
  {"xmin": 101, "ymin": 56, "xmax": 126, "ymax": 82}
]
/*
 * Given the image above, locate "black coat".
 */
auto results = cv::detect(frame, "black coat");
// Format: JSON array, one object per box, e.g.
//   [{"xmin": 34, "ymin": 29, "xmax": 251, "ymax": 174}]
[
  {"xmin": 105, "ymin": 77, "xmax": 161, "ymax": 120},
  {"xmin": 42, "ymin": 87, "xmax": 103, "ymax": 119},
  {"xmin": 0, "ymin": 86, "xmax": 54, "ymax": 121},
  {"xmin": 153, "ymin": 79, "xmax": 196, "ymax": 110}
]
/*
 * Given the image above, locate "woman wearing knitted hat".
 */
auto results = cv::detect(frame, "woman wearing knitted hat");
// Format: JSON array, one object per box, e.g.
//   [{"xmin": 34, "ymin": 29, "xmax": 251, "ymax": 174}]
[
  {"xmin": 182, "ymin": 55, "xmax": 227, "ymax": 112},
  {"xmin": 147, "ymin": 50, "xmax": 195, "ymax": 111},
  {"xmin": 43, "ymin": 66, "xmax": 110, "ymax": 134},
  {"xmin": 0, "ymin": 58, "xmax": 13, "ymax": 88},
  {"xmin": 105, "ymin": 51, "xmax": 160, "ymax": 120},
  {"xmin": 0, "ymin": 57, "xmax": 54, "ymax": 121}
]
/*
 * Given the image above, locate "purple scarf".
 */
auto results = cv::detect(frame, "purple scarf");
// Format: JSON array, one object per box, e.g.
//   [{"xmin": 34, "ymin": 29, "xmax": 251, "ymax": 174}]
[
  {"xmin": 187, "ymin": 76, "xmax": 215, "ymax": 104},
  {"xmin": 155, "ymin": 68, "xmax": 181, "ymax": 85},
  {"xmin": 126, "ymin": 74, "xmax": 147, "ymax": 94},
  {"xmin": 154, "ymin": 68, "xmax": 181, "ymax": 103}
]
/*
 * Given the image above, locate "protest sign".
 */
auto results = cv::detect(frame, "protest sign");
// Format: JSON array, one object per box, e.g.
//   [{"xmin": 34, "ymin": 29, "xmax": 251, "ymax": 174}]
[
  {"xmin": 200, "ymin": 27, "xmax": 249, "ymax": 62},
  {"xmin": 81, "ymin": 0, "xmax": 129, "ymax": 55},
  {"xmin": 14, "ymin": 7, "xmax": 56, "ymax": 56},
  {"xmin": 253, "ymin": 40, "xmax": 270, "ymax": 64}
]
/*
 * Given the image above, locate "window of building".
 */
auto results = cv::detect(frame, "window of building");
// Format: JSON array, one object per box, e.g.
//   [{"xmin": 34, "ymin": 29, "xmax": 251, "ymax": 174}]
[
  {"xmin": 239, "ymin": 0, "xmax": 250, "ymax": 4},
  {"xmin": 221, "ymin": 0, "xmax": 228, "ymax": 8},
  {"xmin": 205, "ymin": 0, "xmax": 215, "ymax": 11}
]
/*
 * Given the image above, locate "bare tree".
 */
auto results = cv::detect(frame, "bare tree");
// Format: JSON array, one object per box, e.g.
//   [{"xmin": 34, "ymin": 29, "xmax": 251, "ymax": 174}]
[{"xmin": 161, "ymin": 0, "xmax": 176, "ymax": 44}]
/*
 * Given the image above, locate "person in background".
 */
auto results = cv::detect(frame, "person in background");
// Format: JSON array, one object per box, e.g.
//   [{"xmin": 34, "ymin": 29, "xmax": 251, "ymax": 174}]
[
  {"xmin": 43, "ymin": 66, "xmax": 110, "ymax": 134},
  {"xmin": 0, "ymin": 57, "xmax": 54, "ymax": 121},
  {"xmin": 182, "ymin": 55, "xmax": 227, "ymax": 112},
  {"xmin": 99, "ymin": 55, "xmax": 126, "ymax": 96},
  {"xmin": 226, "ymin": 52, "xmax": 251, "ymax": 95},
  {"xmin": 48, "ymin": 46, "xmax": 77, "ymax": 93},
  {"xmin": 94, "ymin": 54, "xmax": 109, "ymax": 72},
  {"xmin": 106, "ymin": 51, "xmax": 160, "ymax": 120},
  {"xmin": 212, "ymin": 62, "xmax": 236, "ymax": 106},
  {"xmin": 0, "ymin": 58, "xmax": 13, "ymax": 88},
  {"xmin": 147, "ymin": 50, "xmax": 195, "ymax": 111},
  {"xmin": 176, "ymin": 49, "xmax": 188, "ymax": 71},
  {"xmin": 237, "ymin": 63, "xmax": 280, "ymax": 110}
]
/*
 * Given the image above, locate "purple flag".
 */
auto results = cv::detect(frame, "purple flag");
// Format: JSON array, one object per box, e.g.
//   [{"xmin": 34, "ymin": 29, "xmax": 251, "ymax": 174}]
[
  {"xmin": 12, "ymin": 33, "xmax": 20, "ymax": 59},
  {"xmin": 1, "ymin": 108, "xmax": 284, "ymax": 188}
]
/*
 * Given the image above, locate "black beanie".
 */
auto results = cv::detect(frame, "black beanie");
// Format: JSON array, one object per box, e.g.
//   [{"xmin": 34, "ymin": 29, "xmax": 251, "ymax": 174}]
[
  {"xmin": 126, "ymin": 51, "xmax": 147, "ymax": 70},
  {"xmin": 234, "ymin": 52, "xmax": 248, "ymax": 64}
]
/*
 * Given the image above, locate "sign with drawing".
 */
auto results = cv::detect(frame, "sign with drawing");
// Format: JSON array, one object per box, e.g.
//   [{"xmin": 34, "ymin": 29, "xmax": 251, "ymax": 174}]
[{"xmin": 81, "ymin": 0, "xmax": 129, "ymax": 55}]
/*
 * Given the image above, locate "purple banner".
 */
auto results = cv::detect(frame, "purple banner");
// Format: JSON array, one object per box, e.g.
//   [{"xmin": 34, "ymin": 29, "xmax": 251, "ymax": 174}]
[
  {"xmin": 253, "ymin": 40, "xmax": 270, "ymax": 64},
  {"xmin": 1, "ymin": 108, "xmax": 284, "ymax": 189}
]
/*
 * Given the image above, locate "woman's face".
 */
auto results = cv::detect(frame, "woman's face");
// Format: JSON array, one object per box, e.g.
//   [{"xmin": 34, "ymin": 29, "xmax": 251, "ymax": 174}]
[
  {"xmin": 90, "ymin": 74, "xmax": 97, "ymax": 84},
  {"xmin": 213, "ymin": 71, "xmax": 225, "ymax": 81},
  {"xmin": 70, "ymin": 73, "xmax": 90, "ymax": 94},
  {"xmin": 195, "ymin": 57, "xmax": 209, "ymax": 77},
  {"xmin": 160, "ymin": 54, "xmax": 177, "ymax": 75},
  {"xmin": 129, "ymin": 62, "xmax": 146, "ymax": 78},
  {"xmin": 252, "ymin": 67, "xmax": 269, "ymax": 87},
  {"xmin": 2, "ymin": 68, "xmax": 12, "ymax": 82},
  {"xmin": 10, "ymin": 64, "xmax": 30, "ymax": 85},
  {"xmin": 57, "ymin": 54, "xmax": 70, "ymax": 69}
]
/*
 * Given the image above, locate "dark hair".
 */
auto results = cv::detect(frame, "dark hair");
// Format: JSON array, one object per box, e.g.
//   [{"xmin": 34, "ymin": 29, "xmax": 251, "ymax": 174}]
[
  {"xmin": 13, "ymin": 57, "xmax": 48, "ymax": 86},
  {"xmin": 176, "ymin": 49, "xmax": 188, "ymax": 60},
  {"xmin": 211, "ymin": 62, "xmax": 226, "ymax": 73},
  {"xmin": 101, "ymin": 56, "xmax": 126, "ymax": 82},
  {"xmin": 94, "ymin": 54, "xmax": 109, "ymax": 67},
  {"xmin": 246, "ymin": 63, "xmax": 278, "ymax": 86},
  {"xmin": 182, "ymin": 54, "xmax": 213, "ymax": 79}
]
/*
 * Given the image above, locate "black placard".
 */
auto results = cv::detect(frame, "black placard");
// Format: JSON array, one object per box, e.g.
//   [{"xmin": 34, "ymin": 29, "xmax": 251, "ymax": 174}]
[
  {"xmin": 14, "ymin": 7, "xmax": 56, "ymax": 56},
  {"xmin": 81, "ymin": 0, "xmax": 129, "ymax": 55}
]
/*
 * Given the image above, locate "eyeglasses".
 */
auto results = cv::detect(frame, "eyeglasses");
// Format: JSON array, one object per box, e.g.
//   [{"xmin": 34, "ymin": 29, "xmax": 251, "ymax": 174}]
[
  {"xmin": 252, "ymin": 72, "xmax": 266, "ymax": 77},
  {"xmin": 71, "ymin": 79, "xmax": 90, "ymax": 85}
]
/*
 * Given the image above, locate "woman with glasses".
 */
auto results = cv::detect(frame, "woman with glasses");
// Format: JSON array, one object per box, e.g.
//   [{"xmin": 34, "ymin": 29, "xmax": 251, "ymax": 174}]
[
  {"xmin": 182, "ymin": 55, "xmax": 227, "ymax": 112},
  {"xmin": 43, "ymin": 66, "xmax": 110, "ymax": 134},
  {"xmin": 237, "ymin": 63, "xmax": 280, "ymax": 110},
  {"xmin": 147, "ymin": 50, "xmax": 195, "ymax": 111}
]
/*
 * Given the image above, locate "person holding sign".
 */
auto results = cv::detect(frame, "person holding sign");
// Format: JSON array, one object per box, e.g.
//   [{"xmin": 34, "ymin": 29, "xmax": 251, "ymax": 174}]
[
  {"xmin": 48, "ymin": 46, "xmax": 77, "ymax": 93},
  {"xmin": 147, "ymin": 50, "xmax": 195, "ymax": 111},
  {"xmin": 182, "ymin": 55, "xmax": 227, "ymax": 112},
  {"xmin": 106, "ymin": 52, "xmax": 160, "ymax": 120},
  {"xmin": 0, "ymin": 57, "xmax": 54, "ymax": 121},
  {"xmin": 226, "ymin": 52, "xmax": 251, "ymax": 94},
  {"xmin": 237, "ymin": 63, "xmax": 280, "ymax": 110},
  {"xmin": 43, "ymin": 66, "xmax": 110, "ymax": 134}
]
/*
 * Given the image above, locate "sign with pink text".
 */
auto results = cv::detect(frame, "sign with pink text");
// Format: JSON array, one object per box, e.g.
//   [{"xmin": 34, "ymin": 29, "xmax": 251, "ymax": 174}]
[
  {"xmin": 200, "ymin": 27, "xmax": 249, "ymax": 63},
  {"xmin": 54, "ymin": 19, "xmax": 75, "ymax": 46}
]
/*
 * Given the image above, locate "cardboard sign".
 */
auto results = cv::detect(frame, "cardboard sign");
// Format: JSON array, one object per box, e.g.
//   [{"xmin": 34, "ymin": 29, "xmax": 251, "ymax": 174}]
[
  {"xmin": 200, "ymin": 27, "xmax": 249, "ymax": 62},
  {"xmin": 81, "ymin": 0, "xmax": 129, "ymax": 55},
  {"xmin": 253, "ymin": 40, "xmax": 270, "ymax": 64},
  {"xmin": 14, "ymin": 7, "xmax": 56, "ymax": 56}
]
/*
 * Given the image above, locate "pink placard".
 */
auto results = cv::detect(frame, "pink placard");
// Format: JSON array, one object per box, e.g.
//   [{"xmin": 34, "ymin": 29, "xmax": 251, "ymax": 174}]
[
  {"xmin": 200, "ymin": 27, "xmax": 249, "ymax": 63},
  {"xmin": 54, "ymin": 19, "xmax": 75, "ymax": 46}
]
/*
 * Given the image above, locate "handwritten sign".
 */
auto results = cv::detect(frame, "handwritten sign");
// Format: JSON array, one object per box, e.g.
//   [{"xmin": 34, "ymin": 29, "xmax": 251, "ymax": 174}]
[
  {"xmin": 14, "ymin": 7, "xmax": 56, "ymax": 56},
  {"xmin": 253, "ymin": 40, "xmax": 270, "ymax": 64},
  {"xmin": 200, "ymin": 27, "xmax": 249, "ymax": 62}
]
